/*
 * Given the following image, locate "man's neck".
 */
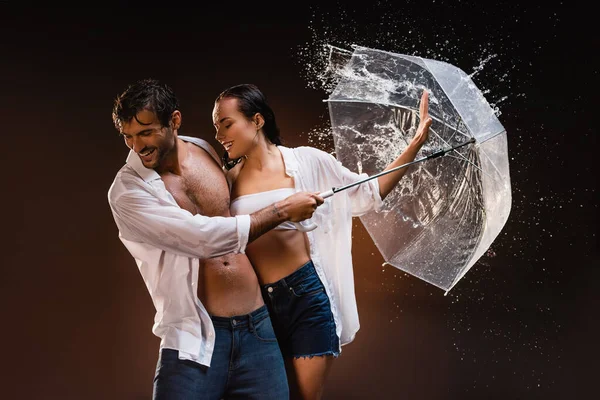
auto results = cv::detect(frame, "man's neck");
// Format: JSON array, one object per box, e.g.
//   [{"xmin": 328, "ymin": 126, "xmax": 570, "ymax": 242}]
[{"xmin": 156, "ymin": 137, "xmax": 186, "ymax": 175}]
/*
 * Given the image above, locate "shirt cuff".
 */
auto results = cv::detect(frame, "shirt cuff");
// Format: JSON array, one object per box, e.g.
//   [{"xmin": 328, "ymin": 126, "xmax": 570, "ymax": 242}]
[
  {"xmin": 235, "ymin": 214, "xmax": 251, "ymax": 254},
  {"xmin": 370, "ymin": 177, "xmax": 384, "ymax": 212}
]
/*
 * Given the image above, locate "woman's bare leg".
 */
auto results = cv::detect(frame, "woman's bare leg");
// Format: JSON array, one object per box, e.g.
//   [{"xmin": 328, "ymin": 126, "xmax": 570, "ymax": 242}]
[{"xmin": 285, "ymin": 355, "xmax": 336, "ymax": 400}]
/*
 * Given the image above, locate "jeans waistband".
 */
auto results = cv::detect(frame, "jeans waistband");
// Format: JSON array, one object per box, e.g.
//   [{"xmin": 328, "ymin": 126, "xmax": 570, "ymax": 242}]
[
  {"xmin": 261, "ymin": 259, "xmax": 315, "ymax": 291},
  {"xmin": 210, "ymin": 304, "xmax": 269, "ymax": 329}
]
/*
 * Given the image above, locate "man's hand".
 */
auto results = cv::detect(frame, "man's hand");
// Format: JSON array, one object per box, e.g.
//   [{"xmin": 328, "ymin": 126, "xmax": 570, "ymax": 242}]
[
  {"xmin": 279, "ymin": 191, "xmax": 324, "ymax": 222},
  {"xmin": 248, "ymin": 191, "xmax": 325, "ymax": 243}
]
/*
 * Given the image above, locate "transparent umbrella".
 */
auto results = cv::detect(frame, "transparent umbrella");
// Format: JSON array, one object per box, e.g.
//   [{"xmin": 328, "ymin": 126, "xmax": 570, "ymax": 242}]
[{"xmin": 318, "ymin": 44, "xmax": 512, "ymax": 293}]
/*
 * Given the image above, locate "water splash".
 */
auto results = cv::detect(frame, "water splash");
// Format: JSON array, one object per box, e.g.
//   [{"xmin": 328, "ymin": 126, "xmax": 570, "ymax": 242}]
[
  {"xmin": 295, "ymin": 1, "xmax": 529, "ymax": 118},
  {"xmin": 292, "ymin": 2, "xmax": 566, "ymax": 391}
]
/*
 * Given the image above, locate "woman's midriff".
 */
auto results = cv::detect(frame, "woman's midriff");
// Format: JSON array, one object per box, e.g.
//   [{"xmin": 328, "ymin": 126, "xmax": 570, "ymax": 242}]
[
  {"xmin": 198, "ymin": 253, "xmax": 264, "ymax": 317},
  {"xmin": 245, "ymin": 228, "xmax": 311, "ymax": 285}
]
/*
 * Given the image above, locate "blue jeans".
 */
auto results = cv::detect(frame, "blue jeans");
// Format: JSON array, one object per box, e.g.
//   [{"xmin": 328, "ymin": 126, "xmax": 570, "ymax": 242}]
[
  {"xmin": 261, "ymin": 260, "xmax": 340, "ymax": 359},
  {"xmin": 152, "ymin": 305, "xmax": 289, "ymax": 400}
]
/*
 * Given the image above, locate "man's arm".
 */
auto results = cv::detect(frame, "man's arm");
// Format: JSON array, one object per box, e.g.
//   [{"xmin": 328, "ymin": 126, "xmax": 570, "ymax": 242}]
[
  {"xmin": 110, "ymin": 186, "xmax": 322, "ymax": 259},
  {"xmin": 248, "ymin": 191, "xmax": 323, "ymax": 243},
  {"xmin": 111, "ymin": 191, "xmax": 248, "ymax": 259}
]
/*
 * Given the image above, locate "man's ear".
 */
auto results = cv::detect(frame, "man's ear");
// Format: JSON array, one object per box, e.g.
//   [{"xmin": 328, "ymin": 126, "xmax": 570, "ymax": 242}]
[{"xmin": 171, "ymin": 110, "xmax": 182, "ymax": 130}]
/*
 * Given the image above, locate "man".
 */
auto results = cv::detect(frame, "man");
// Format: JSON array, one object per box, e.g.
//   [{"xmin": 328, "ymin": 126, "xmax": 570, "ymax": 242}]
[{"xmin": 107, "ymin": 79, "xmax": 323, "ymax": 400}]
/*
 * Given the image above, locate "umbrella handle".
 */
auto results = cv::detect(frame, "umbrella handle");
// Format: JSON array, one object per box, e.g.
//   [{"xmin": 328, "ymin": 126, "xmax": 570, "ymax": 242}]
[
  {"xmin": 320, "ymin": 189, "xmax": 335, "ymax": 199},
  {"xmin": 292, "ymin": 189, "xmax": 335, "ymax": 232}
]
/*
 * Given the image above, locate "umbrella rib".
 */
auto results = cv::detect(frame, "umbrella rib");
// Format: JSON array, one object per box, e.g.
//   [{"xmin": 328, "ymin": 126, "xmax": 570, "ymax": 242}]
[
  {"xmin": 426, "ymin": 114, "xmax": 483, "ymax": 176},
  {"xmin": 326, "ymin": 44, "xmax": 353, "ymax": 55},
  {"xmin": 326, "ymin": 45, "xmax": 510, "ymax": 294},
  {"xmin": 446, "ymin": 118, "xmax": 464, "ymax": 144},
  {"xmin": 426, "ymin": 127, "xmax": 481, "ymax": 173},
  {"xmin": 474, "ymin": 140, "xmax": 506, "ymax": 178},
  {"xmin": 418, "ymin": 56, "xmax": 504, "ymax": 144},
  {"xmin": 325, "ymin": 99, "xmax": 472, "ymax": 138},
  {"xmin": 388, "ymin": 148, "xmax": 485, "ymax": 286},
  {"xmin": 446, "ymin": 153, "xmax": 487, "ymax": 292},
  {"xmin": 443, "ymin": 153, "xmax": 494, "ymax": 181}
]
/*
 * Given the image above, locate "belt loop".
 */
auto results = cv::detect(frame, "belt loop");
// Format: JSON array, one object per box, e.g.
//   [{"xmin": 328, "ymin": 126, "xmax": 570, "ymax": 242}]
[{"xmin": 248, "ymin": 313, "xmax": 255, "ymax": 333}]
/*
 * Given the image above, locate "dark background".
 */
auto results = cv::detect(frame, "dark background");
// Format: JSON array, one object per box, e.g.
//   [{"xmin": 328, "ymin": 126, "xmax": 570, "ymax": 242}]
[{"xmin": 0, "ymin": 1, "xmax": 596, "ymax": 399}]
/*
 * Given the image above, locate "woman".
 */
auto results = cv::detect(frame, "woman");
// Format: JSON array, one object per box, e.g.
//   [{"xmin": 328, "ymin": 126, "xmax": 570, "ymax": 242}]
[{"xmin": 212, "ymin": 84, "xmax": 431, "ymax": 400}]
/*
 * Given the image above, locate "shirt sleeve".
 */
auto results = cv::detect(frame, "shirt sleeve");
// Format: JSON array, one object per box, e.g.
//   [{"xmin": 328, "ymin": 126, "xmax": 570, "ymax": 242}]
[
  {"xmin": 324, "ymin": 151, "xmax": 384, "ymax": 216},
  {"xmin": 109, "ymin": 186, "xmax": 250, "ymax": 260}
]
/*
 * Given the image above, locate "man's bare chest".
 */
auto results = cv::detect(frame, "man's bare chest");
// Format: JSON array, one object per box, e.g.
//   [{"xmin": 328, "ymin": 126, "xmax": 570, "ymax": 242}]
[{"xmin": 161, "ymin": 153, "xmax": 230, "ymax": 217}]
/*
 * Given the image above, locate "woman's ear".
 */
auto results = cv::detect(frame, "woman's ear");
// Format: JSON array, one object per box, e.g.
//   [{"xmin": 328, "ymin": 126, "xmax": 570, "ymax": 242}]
[{"xmin": 253, "ymin": 113, "xmax": 265, "ymax": 130}]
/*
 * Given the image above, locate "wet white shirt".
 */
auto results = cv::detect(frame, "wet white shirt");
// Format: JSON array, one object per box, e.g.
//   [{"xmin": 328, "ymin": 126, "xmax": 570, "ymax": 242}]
[
  {"xmin": 107, "ymin": 136, "xmax": 251, "ymax": 367},
  {"xmin": 276, "ymin": 145, "xmax": 383, "ymax": 350}
]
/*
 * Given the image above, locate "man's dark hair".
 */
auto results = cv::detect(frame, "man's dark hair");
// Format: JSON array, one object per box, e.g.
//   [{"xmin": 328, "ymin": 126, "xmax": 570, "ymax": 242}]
[{"xmin": 112, "ymin": 78, "xmax": 180, "ymax": 132}]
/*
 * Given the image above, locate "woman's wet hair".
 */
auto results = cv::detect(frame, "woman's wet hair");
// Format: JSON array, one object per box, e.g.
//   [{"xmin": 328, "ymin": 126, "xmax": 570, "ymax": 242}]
[{"xmin": 215, "ymin": 84, "xmax": 283, "ymax": 170}]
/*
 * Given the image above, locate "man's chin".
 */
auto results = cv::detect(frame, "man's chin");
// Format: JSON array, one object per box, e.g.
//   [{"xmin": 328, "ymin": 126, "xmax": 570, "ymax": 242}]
[{"xmin": 139, "ymin": 155, "xmax": 159, "ymax": 169}]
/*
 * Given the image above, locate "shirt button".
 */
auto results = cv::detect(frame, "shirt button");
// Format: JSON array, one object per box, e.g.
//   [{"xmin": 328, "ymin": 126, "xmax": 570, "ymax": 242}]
[{"xmin": 267, "ymin": 287, "xmax": 274, "ymax": 293}]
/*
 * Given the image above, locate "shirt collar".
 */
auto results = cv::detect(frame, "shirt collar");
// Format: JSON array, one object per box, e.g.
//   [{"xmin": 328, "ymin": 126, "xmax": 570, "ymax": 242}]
[
  {"xmin": 125, "ymin": 135, "xmax": 222, "ymax": 183},
  {"xmin": 126, "ymin": 150, "xmax": 161, "ymax": 183},
  {"xmin": 277, "ymin": 145, "xmax": 298, "ymax": 176}
]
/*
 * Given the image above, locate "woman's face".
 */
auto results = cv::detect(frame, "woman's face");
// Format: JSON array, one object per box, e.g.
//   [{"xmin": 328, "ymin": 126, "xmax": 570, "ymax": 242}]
[{"xmin": 213, "ymin": 97, "xmax": 259, "ymax": 159}]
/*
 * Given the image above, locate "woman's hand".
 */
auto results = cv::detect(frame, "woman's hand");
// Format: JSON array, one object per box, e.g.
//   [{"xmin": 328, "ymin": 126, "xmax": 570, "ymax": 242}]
[{"xmin": 410, "ymin": 89, "xmax": 432, "ymax": 148}]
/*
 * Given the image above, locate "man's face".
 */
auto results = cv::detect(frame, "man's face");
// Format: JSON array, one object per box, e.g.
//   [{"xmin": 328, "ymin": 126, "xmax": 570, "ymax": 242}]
[{"xmin": 120, "ymin": 109, "xmax": 177, "ymax": 169}]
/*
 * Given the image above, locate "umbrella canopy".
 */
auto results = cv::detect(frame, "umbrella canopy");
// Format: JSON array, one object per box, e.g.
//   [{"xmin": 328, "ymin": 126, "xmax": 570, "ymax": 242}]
[{"xmin": 324, "ymin": 45, "xmax": 512, "ymax": 293}]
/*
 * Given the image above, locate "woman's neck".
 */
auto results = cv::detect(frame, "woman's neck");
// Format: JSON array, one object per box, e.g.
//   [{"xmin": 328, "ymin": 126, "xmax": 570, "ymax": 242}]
[{"xmin": 243, "ymin": 136, "xmax": 279, "ymax": 171}]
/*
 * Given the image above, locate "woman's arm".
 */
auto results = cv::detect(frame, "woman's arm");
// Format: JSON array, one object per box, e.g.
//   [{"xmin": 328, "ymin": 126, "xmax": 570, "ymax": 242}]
[{"xmin": 377, "ymin": 90, "xmax": 432, "ymax": 200}]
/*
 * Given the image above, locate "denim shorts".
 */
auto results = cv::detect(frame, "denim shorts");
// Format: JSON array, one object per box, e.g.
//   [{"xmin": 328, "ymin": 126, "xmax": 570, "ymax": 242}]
[
  {"xmin": 261, "ymin": 260, "xmax": 340, "ymax": 359},
  {"xmin": 153, "ymin": 305, "xmax": 288, "ymax": 400}
]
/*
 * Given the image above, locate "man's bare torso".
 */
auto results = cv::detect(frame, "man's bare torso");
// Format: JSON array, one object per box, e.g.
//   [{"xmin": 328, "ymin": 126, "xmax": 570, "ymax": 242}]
[{"xmin": 160, "ymin": 139, "xmax": 263, "ymax": 317}]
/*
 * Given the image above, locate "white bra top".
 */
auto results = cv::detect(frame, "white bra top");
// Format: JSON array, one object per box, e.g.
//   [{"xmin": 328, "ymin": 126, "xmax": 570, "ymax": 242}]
[{"xmin": 230, "ymin": 188, "xmax": 298, "ymax": 230}]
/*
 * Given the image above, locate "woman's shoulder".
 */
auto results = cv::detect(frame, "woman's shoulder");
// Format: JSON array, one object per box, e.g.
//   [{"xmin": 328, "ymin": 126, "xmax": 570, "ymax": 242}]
[
  {"xmin": 285, "ymin": 145, "xmax": 335, "ymax": 163},
  {"xmin": 225, "ymin": 159, "xmax": 245, "ymax": 190}
]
